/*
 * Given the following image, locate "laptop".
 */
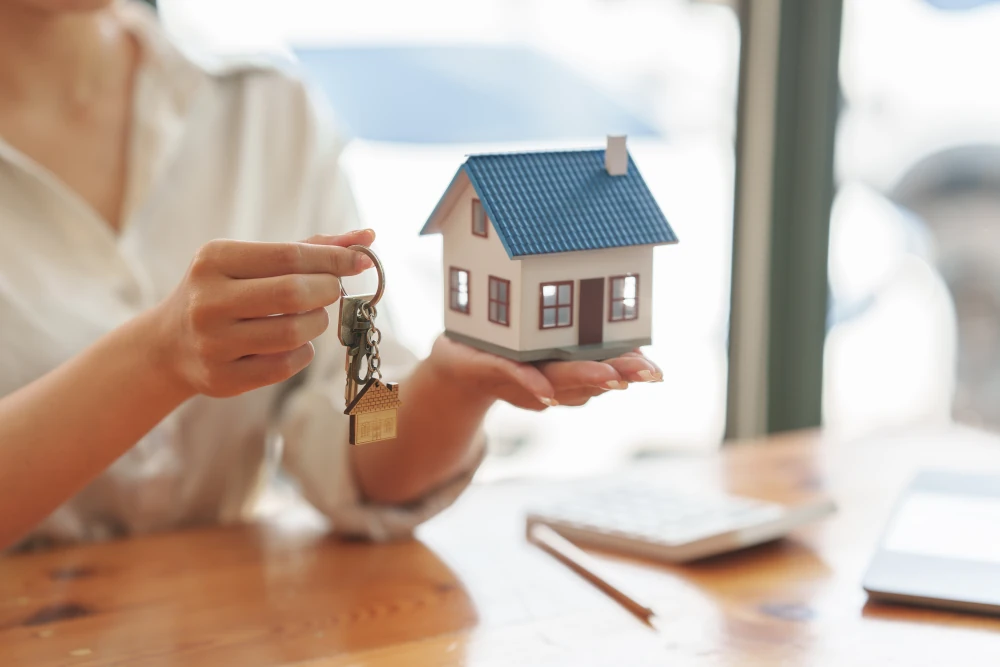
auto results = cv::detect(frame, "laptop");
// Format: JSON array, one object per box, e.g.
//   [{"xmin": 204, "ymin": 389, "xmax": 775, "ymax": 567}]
[{"xmin": 863, "ymin": 469, "xmax": 1000, "ymax": 615}]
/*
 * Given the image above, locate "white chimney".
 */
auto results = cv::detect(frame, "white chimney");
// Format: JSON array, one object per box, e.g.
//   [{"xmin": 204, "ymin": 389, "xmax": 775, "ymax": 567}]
[{"xmin": 605, "ymin": 135, "xmax": 628, "ymax": 176}]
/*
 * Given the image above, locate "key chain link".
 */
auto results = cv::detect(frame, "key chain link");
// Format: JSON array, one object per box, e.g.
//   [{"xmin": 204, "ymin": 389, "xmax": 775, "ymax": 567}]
[{"xmin": 358, "ymin": 301, "xmax": 383, "ymax": 381}]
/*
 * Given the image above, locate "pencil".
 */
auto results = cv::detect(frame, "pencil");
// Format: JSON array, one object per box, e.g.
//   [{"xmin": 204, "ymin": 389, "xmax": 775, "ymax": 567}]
[{"xmin": 527, "ymin": 522, "xmax": 659, "ymax": 628}]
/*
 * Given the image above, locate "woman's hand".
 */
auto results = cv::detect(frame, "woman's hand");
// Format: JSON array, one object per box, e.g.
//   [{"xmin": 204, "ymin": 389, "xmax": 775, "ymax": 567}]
[
  {"xmin": 0, "ymin": 230, "xmax": 375, "ymax": 550},
  {"xmin": 151, "ymin": 230, "xmax": 375, "ymax": 398},
  {"xmin": 424, "ymin": 334, "xmax": 663, "ymax": 411},
  {"xmin": 351, "ymin": 334, "xmax": 662, "ymax": 504}
]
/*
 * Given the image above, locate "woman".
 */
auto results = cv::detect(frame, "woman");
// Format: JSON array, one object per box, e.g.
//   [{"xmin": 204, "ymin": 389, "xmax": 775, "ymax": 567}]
[{"xmin": 0, "ymin": 0, "xmax": 662, "ymax": 551}]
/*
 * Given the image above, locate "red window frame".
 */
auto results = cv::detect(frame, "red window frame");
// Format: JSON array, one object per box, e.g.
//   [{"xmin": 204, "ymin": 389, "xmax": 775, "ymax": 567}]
[
  {"xmin": 472, "ymin": 199, "xmax": 488, "ymax": 238},
  {"xmin": 449, "ymin": 267, "xmax": 471, "ymax": 314},
  {"xmin": 488, "ymin": 276, "xmax": 511, "ymax": 327},
  {"xmin": 608, "ymin": 275, "xmax": 639, "ymax": 322},
  {"xmin": 539, "ymin": 281, "xmax": 574, "ymax": 329}
]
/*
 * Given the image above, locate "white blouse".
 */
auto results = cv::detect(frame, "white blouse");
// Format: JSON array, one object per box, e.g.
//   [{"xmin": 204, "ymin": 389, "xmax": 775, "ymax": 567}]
[{"xmin": 0, "ymin": 3, "xmax": 481, "ymax": 548}]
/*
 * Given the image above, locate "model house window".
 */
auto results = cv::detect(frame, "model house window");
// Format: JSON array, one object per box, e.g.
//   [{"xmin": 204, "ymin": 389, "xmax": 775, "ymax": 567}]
[
  {"xmin": 450, "ymin": 268, "xmax": 470, "ymax": 313},
  {"xmin": 540, "ymin": 281, "xmax": 573, "ymax": 329},
  {"xmin": 488, "ymin": 277, "xmax": 510, "ymax": 326},
  {"xmin": 472, "ymin": 199, "xmax": 488, "ymax": 237},
  {"xmin": 609, "ymin": 275, "xmax": 639, "ymax": 322}
]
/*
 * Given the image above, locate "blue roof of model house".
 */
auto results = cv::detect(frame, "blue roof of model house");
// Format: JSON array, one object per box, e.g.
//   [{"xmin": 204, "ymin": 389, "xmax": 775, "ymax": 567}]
[{"xmin": 420, "ymin": 148, "xmax": 677, "ymax": 258}]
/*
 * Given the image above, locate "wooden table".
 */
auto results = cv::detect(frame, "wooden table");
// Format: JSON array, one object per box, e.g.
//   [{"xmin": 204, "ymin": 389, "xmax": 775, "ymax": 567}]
[{"xmin": 5, "ymin": 426, "xmax": 1000, "ymax": 666}]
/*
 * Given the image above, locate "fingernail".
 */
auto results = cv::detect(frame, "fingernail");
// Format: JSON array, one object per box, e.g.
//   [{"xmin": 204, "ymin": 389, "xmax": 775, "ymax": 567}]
[
  {"xmin": 364, "ymin": 228, "xmax": 377, "ymax": 239},
  {"xmin": 638, "ymin": 370, "xmax": 663, "ymax": 383},
  {"xmin": 605, "ymin": 381, "xmax": 628, "ymax": 390},
  {"xmin": 537, "ymin": 396, "xmax": 559, "ymax": 407},
  {"xmin": 354, "ymin": 252, "xmax": 373, "ymax": 270}
]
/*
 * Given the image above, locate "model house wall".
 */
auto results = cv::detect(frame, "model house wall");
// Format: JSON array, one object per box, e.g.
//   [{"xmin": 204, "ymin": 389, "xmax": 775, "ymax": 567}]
[
  {"xmin": 519, "ymin": 247, "xmax": 653, "ymax": 352},
  {"xmin": 439, "ymin": 176, "xmax": 523, "ymax": 351},
  {"xmin": 437, "ymin": 176, "xmax": 654, "ymax": 356}
]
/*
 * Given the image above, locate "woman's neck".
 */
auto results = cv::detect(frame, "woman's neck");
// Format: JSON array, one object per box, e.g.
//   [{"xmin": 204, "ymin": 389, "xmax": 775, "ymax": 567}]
[{"xmin": 0, "ymin": 3, "xmax": 131, "ymax": 107}]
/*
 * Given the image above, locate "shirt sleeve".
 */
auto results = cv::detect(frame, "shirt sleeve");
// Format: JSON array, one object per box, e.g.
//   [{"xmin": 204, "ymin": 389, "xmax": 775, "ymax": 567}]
[{"xmin": 275, "ymin": 77, "xmax": 485, "ymax": 541}]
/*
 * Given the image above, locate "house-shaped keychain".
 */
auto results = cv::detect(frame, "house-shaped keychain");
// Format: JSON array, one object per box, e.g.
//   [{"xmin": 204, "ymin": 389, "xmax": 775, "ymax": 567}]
[
  {"xmin": 420, "ymin": 136, "xmax": 678, "ymax": 362},
  {"xmin": 345, "ymin": 379, "xmax": 402, "ymax": 445}
]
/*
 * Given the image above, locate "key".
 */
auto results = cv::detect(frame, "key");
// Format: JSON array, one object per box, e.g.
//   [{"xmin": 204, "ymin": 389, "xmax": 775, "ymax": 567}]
[
  {"xmin": 338, "ymin": 290, "xmax": 374, "ymax": 351},
  {"xmin": 339, "ymin": 291, "xmax": 374, "ymax": 405},
  {"xmin": 339, "ymin": 245, "xmax": 401, "ymax": 446}
]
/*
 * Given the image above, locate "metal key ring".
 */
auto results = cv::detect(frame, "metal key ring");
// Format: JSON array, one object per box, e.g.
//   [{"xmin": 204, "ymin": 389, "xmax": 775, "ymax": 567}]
[{"xmin": 347, "ymin": 244, "xmax": 385, "ymax": 308}]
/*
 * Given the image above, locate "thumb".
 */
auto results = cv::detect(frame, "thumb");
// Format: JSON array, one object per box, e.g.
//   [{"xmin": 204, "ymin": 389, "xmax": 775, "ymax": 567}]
[{"xmin": 303, "ymin": 228, "xmax": 376, "ymax": 248}]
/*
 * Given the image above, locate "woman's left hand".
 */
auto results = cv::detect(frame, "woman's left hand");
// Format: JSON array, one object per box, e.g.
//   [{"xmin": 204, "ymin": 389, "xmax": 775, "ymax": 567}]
[{"xmin": 425, "ymin": 334, "xmax": 662, "ymax": 411}]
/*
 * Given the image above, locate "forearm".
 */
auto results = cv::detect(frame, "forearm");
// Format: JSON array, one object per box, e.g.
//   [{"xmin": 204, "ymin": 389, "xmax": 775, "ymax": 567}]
[
  {"xmin": 350, "ymin": 360, "xmax": 492, "ymax": 504},
  {"xmin": 0, "ymin": 308, "xmax": 192, "ymax": 550}
]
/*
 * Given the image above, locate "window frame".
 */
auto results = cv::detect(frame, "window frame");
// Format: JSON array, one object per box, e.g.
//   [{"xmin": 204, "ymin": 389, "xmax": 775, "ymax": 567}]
[
  {"xmin": 488, "ymin": 276, "xmax": 511, "ymax": 327},
  {"xmin": 471, "ymin": 198, "xmax": 488, "ymax": 238},
  {"xmin": 538, "ymin": 281, "xmax": 574, "ymax": 330},
  {"xmin": 608, "ymin": 274, "xmax": 640, "ymax": 322},
  {"xmin": 449, "ymin": 267, "xmax": 471, "ymax": 315}
]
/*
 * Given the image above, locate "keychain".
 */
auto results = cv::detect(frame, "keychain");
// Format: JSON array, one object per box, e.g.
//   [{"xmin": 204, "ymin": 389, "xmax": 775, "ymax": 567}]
[{"xmin": 338, "ymin": 245, "xmax": 401, "ymax": 445}]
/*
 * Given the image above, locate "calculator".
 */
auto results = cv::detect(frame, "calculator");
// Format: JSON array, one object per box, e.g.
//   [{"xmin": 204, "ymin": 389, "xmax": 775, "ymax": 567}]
[{"xmin": 526, "ymin": 482, "xmax": 835, "ymax": 563}]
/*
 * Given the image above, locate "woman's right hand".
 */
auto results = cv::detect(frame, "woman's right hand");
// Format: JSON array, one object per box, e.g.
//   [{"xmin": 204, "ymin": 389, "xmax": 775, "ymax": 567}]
[{"xmin": 150, "ymin": 230, "xmax": 375, "ymax": 398}]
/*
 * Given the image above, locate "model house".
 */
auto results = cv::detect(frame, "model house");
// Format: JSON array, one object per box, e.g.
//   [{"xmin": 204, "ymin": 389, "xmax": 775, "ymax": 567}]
[{"xmin": 420, "ymin": 136, "xmax": 677, "ymax": 362}]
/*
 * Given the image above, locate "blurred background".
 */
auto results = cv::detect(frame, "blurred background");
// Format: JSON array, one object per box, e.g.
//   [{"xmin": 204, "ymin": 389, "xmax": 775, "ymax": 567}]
[{"xmin": 153, "ymin": 0, "xmax": 1000, "ymax": 479}]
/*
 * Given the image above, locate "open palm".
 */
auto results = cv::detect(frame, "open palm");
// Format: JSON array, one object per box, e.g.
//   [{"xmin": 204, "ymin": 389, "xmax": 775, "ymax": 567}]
[{"xmin": 426, "ymin": 334, "xmax": 662, "ymax": 410}]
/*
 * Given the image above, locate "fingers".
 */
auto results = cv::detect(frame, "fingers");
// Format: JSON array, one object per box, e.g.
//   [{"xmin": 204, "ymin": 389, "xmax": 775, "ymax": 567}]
[
  {"xmin": 229, "ymin": 343, "xmax": 316, "ymax": 391},
  {"xmin": 535, "ymin": 360, "xmax": 622, "ymax": 390},
  {"xmin": 498, "ymin": 385, "xmax": 608, "ymax": 410},
  {"xmin": 191, "ymin": 239, "xmax": 371, "ymax": 279},
  {"xmin": 228, "ymin": 308, "xmax": 329, "ymax": 358},
  {"xmin": 303, "ymin": 228, "xmax": 376, "ymax": 249},
  {"xmin": 493, "ymin": 385, "xmax": 556, "ymax": 411},
  {"xmin": 554, "ymin": 387, "xmax": 609, "ymax": 407},
  {"xmin": 300, "ymin": 230, "xmax": 376, "ymax": 272},
  {"xmin": 487, "ymin": 350, "xmax": 664, "ymax": 413},
  {"xmin": 621, "ymin": 350, "xmax": 663, "ymax": 375},
  {"xmin": 228, "ymin": 273, "xmax": 344, "ymax": 318},
  {"xmin": 172, "ymin": 233, "xmax": 379, "ymax": 399},
  {"xmin": 487, "ymin": 356, "xmax": 556, "ymax": 405},
  {"xmin": 533, "ymin": 354, "xmax": 662, "ymax": 391},
  {"xmin": 487, "ymin": 352, "xmax": 664, "ymax": 412},
  {"xmin": 605, "ymin": 355, "xmax": 662, "ymax": 383}
]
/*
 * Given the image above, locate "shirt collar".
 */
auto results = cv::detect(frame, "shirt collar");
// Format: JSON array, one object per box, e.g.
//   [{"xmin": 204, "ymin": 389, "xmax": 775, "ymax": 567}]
[
  {"xmin": 117, "ymin": 1, "xmax": 207, "ymax": 124},
  {"xmin": 115, "ymin": 1, "xmax": 210, "ymax": 228}
]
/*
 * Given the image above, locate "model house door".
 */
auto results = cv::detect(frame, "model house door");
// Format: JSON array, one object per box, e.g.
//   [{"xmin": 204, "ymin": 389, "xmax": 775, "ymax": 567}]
[{"xmin": 578, "ymin": 278, "xmax": 605, "ymax": 346}]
